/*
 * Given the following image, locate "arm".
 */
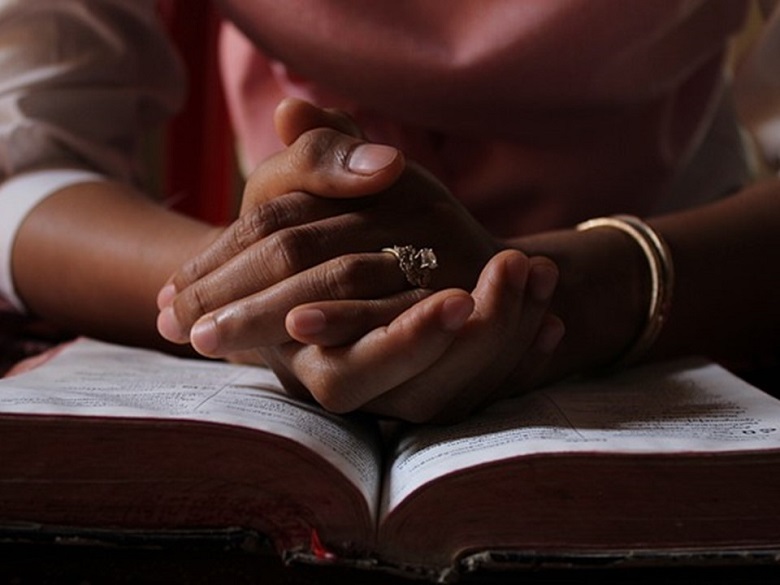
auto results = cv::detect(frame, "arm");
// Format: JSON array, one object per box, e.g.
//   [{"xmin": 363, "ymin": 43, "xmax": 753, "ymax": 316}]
[
  {"xmin": 645, "ymin": 180, "xmax": 780, "ymax": 363},
  {"xmin": 281, "ymin": 175, "xmax": 780, "ymax": 407},
  {"xmin": 159, "ymin": 102, "xmax": 780, "ymax": 420},
  {"xmin": 514, "ymin": 178, "xmax": 780, "ymax": 377},
  {"xmin": 157, "ymin": 101, "xmax": 563, "ymax": 421},
  {"xmin": 12, "ymin": 179, "xmax": 219, "ymax": 350},
  {"xmin": 0, "ymin": 0, "xmax": 218, "ymax": 349}
]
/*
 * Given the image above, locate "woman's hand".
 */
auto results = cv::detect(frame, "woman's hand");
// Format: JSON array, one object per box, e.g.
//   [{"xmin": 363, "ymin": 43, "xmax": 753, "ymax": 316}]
[
  {"xmin": 274, "ymin": 249, "xmax": 564, "ymax": 423},
  {"xmin": 155, "ymin": 99, "xmax": 565, "ymax": 421},
  {"xmin": 187, "ymin": 247, "xmax": 563, "ymax": 423},
  {"xmin": 158, "ymin": 100, "xmax": 501, "ymax": 354}
]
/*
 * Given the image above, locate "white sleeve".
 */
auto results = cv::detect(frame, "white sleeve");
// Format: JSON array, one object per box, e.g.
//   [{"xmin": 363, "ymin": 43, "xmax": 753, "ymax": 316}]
[
  {"xmin": 0, "ymin": 169, "xmax": 105, "ymax": 311},
  {"xmin": 0, "ymin": 0, "xmax": 185, "ymax": 311}
]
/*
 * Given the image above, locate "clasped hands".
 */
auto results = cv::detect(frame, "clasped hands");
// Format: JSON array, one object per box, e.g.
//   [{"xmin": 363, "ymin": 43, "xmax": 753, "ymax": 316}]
[{"xmin": 157, "ymin": 99, "xmax": 564, "ymax": 422}]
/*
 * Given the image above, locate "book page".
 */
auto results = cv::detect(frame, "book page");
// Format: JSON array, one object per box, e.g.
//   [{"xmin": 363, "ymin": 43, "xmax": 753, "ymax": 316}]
[
  {"xmin": 0, "ymin": 339, "xmax": 382, "ymax": 514},
  {"xmin": 381, "ymin": 359, "xmax": 780, "ymax": 517}
]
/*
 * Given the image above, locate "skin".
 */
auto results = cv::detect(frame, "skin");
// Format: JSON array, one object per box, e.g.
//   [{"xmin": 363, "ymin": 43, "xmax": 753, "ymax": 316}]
[
  {"xmin": 156, "ymin": 99, "xmax": 780, "ymax": 421},
  {"xmin": 11, "ymin": 99, "xmax": 564, "ymax": 423},
  {"xmin": 154, "ymin": 100, "xmax": 567, "ymax": 421},
  {"xmin": 12, "ymin": 180, "xmax": 219, "ymax": 353},
  {"xmin": 11, "ymin": 99, "xmax": 780, "ymax": 422}
]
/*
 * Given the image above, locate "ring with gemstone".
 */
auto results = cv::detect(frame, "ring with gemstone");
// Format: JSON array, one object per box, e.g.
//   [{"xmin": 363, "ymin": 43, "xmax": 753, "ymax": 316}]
[{"xmin": 381, "ymin": 245, "xmax": 438, "ymax": 288}]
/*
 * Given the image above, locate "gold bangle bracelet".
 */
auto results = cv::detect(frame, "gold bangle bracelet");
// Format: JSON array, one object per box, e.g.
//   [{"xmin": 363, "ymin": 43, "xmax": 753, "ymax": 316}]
[{"xmin": 576, "ymin": 214, "xmax": 675, "ymax": 369}]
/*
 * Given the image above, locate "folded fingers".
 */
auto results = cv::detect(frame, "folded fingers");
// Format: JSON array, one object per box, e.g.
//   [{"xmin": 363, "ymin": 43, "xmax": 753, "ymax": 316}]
[
  {"xmin": 285, "ymin": 289, "xmax": 429, "ymax": 346},
  {"xmin": 179, "ymin": 252, "xmax": 418, "ymax": 356},
  {"xmin": 279, "ymin": 250, "xmax": 562, "ymax": 422},
  {"xmin": 276, "ymin": 288, "xmax": 475, "ymax": 414}
]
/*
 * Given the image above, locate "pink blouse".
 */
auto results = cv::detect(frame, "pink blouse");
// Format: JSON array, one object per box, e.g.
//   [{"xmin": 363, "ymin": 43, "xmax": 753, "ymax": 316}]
[
  {"xmin": 0, "ymin": 0, "xmax": 762, "ymax": 309},
  {"xmin": 216, "ymin": 0, "xmax": 750, "ymax": 235}
]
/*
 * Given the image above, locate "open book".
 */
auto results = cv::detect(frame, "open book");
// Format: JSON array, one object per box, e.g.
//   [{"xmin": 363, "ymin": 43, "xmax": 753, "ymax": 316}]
[{"xmin": 1, "ymin": 339, "xmax": 779, "ymax": 581}]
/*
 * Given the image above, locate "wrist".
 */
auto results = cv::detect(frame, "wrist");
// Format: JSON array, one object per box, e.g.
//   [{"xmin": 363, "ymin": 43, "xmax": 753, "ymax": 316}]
[
  {"xmin": 576, "ymin": 215, "xmax": 674, "ymax": 370},
  {"xmin": 512, "ymin": 225, "xmax": 651, "ymax": 377}
]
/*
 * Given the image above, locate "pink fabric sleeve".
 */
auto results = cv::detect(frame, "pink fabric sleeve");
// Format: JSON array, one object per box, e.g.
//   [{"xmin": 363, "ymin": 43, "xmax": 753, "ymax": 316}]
[
  {"xmin": 218, "ymin": 0, "xmax": 747, "ymax": 138},
  {"xmin": 217, "ymin": 0, "xmax": 749, "ymax": 234}
]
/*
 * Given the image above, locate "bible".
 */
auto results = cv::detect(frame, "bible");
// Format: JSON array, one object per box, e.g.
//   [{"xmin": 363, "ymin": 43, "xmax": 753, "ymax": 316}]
[{"xmin": 1, "ymin": 338, "xmax": 779, "ymax": 581}]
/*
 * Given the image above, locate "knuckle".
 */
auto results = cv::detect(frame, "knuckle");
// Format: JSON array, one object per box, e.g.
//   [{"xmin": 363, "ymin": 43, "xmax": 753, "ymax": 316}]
[
  {"xmin": 266, "ymin": 229, "xmax": 306, "ymax": 277},
  {"xmin": 174, "ymin": 257, "xmax": 205, "ymax": 290},
  {"xmin": 239, "ymin": 246, "xmax": 275, "ymax": 293},
  {"xmin": 265, "ymin": 227, "xmax": 315, "ymax": 277},
  {"xmin": 172, "ymin": 283, "xmax": 211, "ymax": 327},
  {"xmin": 337, "ymin": 253, "xmax": 373, "ymax": 280},
  {"xmin": 236, "ymin": 206, "xmax": 273, "ymax": 247},
  {"xmin": 320, "ymin": 254, "xmax": 385, "ymax": 299},
  {"xmin": 293, "ymin": 128, "xmax": 345, "ymax": 173},
  {"xmin": 238, "ymin": 199, "xmax": 294, "ymax": 244},
  {"xmin": 321, "ymin": 255, "xmax": 361, "ymax": 299}
]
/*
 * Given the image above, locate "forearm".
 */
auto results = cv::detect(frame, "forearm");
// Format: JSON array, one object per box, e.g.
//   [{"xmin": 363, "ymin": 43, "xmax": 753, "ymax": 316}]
[
  {"xmin": 12, "ymin": 180, "xmax": 220, "ymax": 350},
  {"xmin": 650, "ymin": 179, "xmax": 780, "ymax": 363},
  {"xmin": 511, "ymin": 224, "xmax": 649, "ymax": 377},
  {"xmin": 512, "ymin": 178, "xmax": 780, "ymax": 377}
]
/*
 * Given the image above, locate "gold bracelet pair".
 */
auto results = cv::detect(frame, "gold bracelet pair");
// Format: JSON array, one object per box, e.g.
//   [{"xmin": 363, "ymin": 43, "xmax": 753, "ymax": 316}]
[{"xmin": 576, "ymin": 214, "xmax": 675, "ymax": 369}]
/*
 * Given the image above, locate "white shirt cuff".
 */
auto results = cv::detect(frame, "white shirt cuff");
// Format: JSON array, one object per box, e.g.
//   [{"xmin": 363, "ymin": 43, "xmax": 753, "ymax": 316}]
[{"xmin": 0, "ymin": 169, "xmax": 106, "ymax": 312}]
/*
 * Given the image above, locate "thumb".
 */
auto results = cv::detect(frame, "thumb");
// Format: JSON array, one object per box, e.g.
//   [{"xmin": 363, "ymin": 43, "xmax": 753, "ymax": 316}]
[{"xmin": 274, "ymin": 97, "xmax": 364, "ymax": 145}]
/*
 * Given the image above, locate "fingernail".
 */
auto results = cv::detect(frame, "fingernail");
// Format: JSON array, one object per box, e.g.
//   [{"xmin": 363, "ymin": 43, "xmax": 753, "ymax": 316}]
[
  {"xmin": 157, "ymin": 284, "xmax": 177, "ymax": 310},
  {"xmin": 191, "ymin": 316, "xmax": 219, "ymax": 355},
  {"xmin": 347, "ymin": 143, "xmax": 398, "ymax": 175},
  {"xmin": 289, "ymin": 308, "xmax": 327, "ymax": 337},
  {"xmin": 535, "ymin": 318, "xmax": 565, "ymax": 353},
  {"xmin": 529, "ymin": 264, "xmax": 558, "ymax": 302},
  {"xmin": 440, "ymin": 295, "xmax": 473, "ymax": 332},
  {"xmin": 157, "ymin": 307, "xmax": 187, "ymax": 343}
]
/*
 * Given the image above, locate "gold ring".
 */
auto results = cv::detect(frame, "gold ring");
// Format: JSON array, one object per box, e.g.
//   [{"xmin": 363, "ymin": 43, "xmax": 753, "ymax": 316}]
[{"xmin": 381, "ymin": 245, "xmax": 438, "ymax": 288}]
